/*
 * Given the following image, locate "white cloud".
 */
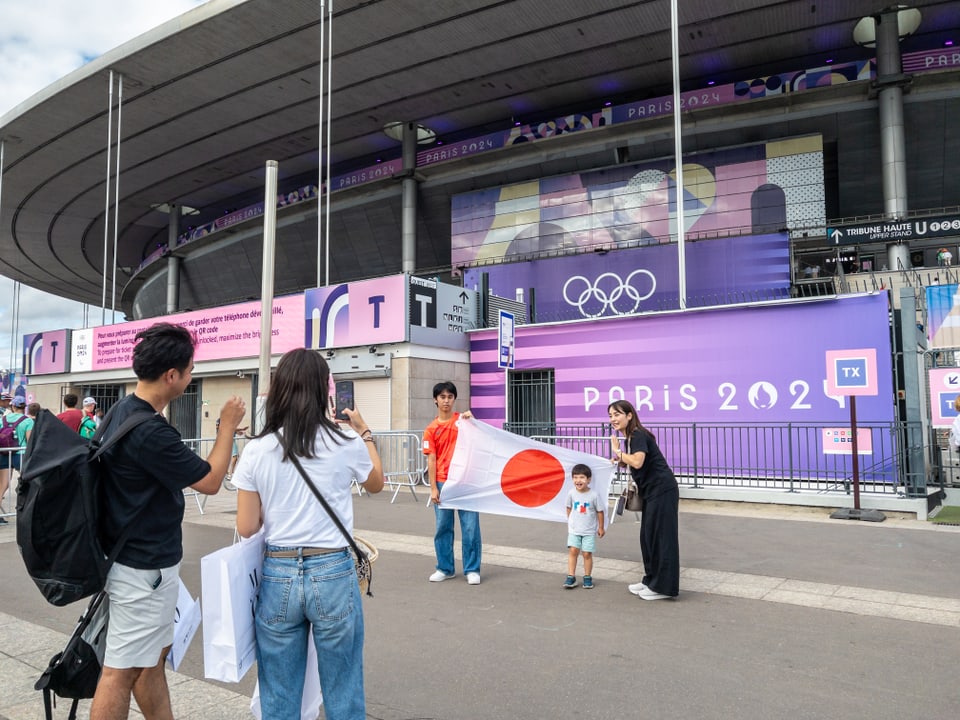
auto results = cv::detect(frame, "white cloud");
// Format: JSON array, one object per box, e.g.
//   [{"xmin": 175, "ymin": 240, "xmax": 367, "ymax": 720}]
[
  {"xmin": 0, "ymin": 1, "xmax": 211, "ymax": 117},
  {"xmin": 0, "ymin": 0, "xmax": 211, "ymax": 370}
]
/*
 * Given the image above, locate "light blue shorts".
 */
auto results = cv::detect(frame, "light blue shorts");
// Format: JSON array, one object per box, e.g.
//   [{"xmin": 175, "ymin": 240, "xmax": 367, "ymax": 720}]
[
  {"xmin": 104, "ymin": 561, "xmax": 180, "ymax": 669},
  {"xmin": 567, "ymin": 533, "xmax": 596, "ymax": 553}
]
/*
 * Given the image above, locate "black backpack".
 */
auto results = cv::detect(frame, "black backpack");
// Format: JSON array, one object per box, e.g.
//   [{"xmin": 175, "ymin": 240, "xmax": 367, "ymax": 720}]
[
  {"xmin": 16, "ymin": 407, "xmax": 155, "ymax": 606},
  {"xmin": 35, "ymin": 590, "xmax": 109, "ymax": 720}
]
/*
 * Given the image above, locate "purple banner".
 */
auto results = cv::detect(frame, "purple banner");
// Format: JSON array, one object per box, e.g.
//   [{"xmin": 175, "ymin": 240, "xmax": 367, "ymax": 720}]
[
  {"xmin": 331, "ymin": 159, "xmax": 403, "ymax": 190},
  {"xmin": 903, "ymin": 48, "xmax": 960, "ymax": 74},
  {"xmin": 470, "ymin": 293, "xmax": 895, "ymax": 427},
  {"xmin": 464, "ymin": 233, "xmax": 789, "ymax": 321}
]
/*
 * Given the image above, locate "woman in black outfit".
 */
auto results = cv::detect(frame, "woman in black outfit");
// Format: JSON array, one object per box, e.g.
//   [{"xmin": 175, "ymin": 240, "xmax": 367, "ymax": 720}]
[{"xmin": 608, "ymin": 399, "xmax": 679, "ymax": 600}]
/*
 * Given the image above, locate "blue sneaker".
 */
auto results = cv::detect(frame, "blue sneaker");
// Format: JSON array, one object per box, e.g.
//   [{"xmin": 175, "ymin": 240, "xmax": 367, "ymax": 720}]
[
  {"xmin": 582, "ymin": 575, "xmax": 594, "ymax": 589},
  {"xmin": 563, "ymin": 575, "xmax": 578, "ymax": 589}
]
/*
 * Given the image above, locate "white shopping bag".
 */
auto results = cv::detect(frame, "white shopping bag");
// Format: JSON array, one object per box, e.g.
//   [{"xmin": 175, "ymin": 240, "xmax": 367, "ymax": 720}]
[
  {"xmin": 250, "ymin": 634, "xmax": 323, "ymax": 720},
  {"xmin": 200, "ymin": 530, "xmax": 265, "ymax": 682},
  {"xmin": 167, "ymin": 578, "xmax": 201, "ymax": 671}
]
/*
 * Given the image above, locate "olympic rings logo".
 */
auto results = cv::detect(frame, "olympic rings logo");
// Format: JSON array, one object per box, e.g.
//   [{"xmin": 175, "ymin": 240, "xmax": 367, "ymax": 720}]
[{"xmin": 562, "ymin": 270, "xmax": 657, "ymax": 318}]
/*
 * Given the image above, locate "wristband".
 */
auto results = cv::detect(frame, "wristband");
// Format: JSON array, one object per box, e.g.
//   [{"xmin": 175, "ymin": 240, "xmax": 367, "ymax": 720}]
[
  {"xmin": 363, "ymin": 437, "xmax": 376, "ymax": 445},
  {"xmin": 360, "ymin": 430, "xmax": 372, "ymax": 439}
]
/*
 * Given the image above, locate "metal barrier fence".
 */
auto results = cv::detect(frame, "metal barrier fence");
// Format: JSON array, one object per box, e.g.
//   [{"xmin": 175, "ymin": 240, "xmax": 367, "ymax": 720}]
[
  {"xmin": 181, "ymin": 437, "xmax": 219, "ymax": 513},
  {"xmin": 0, "ymin": 446, "xmax": 24, "ymax": 523},
  {"xmin": 509, "ymin": 421, "xmax": 927, "ymax": 498},
  {"xmin": 372, "ymin": 431, "xmax": 426, "ymax": 503},
  {"xmin": 1, "ymin": 419, "xmax": 929, "ymax": 525},
  {"xmin": 182, "ymin": 432, "xmax": 429, "ymax": 509}
]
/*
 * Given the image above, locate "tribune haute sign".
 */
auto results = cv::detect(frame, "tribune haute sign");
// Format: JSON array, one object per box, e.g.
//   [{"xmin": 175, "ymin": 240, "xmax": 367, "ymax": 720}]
[{"xmin": 828, "ymin": 215, "xmax": 960, "ymax": 245}]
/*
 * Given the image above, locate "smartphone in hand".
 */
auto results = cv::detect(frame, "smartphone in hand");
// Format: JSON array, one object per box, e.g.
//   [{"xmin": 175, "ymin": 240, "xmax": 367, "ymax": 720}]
[{"xmin": 335, "ymin": 380, "xmax": 355, "ymax": 421}]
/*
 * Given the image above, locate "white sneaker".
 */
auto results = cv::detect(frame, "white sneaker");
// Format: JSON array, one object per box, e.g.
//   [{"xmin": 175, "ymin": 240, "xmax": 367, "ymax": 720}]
[
  {"xmin": 637, "ymin": 586, "xmax": 672, "ymax": 601},
  {"xmin": 466, "ymin": 572, "xmax": 481, "ymax": 585},
  {"xmin": 429, "ymin": 570, "xmax": 455, "ymax": 582},
  {"xmin": 628, "ymin": 582, "xmax": 647, "ymax": 596}
]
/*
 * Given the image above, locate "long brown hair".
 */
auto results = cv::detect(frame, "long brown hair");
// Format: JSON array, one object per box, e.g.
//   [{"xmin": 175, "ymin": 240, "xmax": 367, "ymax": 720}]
[
  {"xmin": 607, "ymin": 399, "xmax": 653, "ymax": 438},
  {"xmin": 255, "ymin": 348, "xmax": 347, "ymax": 459}
]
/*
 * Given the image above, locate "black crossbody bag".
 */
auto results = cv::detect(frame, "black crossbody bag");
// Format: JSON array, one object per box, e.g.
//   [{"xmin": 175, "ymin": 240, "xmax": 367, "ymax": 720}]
[{"xmin": 275, "ymin": 432, "xmax": 374, "ymax": 596}]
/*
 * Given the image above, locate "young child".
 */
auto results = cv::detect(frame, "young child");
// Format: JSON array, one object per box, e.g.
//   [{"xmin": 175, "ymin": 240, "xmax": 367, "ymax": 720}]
[{"xmin": 564, "ymin": 463, "xmax": 604, "ymax": 589}]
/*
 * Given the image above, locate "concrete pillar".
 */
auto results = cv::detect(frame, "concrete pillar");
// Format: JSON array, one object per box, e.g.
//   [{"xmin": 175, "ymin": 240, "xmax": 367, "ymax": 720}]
[
  {"xmin": 401, "ymin": 122, "xmax": 417, "ymax": 274},
  {"xmin": 898, "ymin": 287, "xmax": 925, "ymax": 496},
  {"xmin": 166, "ymin": 203, "xmax": 180, "ymax": 313},
  {"xmin": 888, "ymin": 243, "xmax": 910, "ymax": 271},
  {"xmin": 872, "ymin": 10, "xmax": 910, "ymax": 272},
  {"xmin": 875, "ymin": 11, "xmax": 909, "ymax": 220}
]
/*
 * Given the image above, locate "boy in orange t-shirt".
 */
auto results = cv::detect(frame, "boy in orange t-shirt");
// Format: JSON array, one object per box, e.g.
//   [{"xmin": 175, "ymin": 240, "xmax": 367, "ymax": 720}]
[{"xmin": 423, "ymin": 381, "xmax": 482, "ymax": 585}]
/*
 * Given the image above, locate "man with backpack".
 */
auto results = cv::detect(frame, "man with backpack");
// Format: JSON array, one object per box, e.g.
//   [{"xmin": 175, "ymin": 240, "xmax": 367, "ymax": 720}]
[
  {"xmin": 0, "ymin": 396, "xmax": 33, "ymax": 524},
  {"xmin": 89, "ymin": 323, "xmax": 245, "ymax": 720}
]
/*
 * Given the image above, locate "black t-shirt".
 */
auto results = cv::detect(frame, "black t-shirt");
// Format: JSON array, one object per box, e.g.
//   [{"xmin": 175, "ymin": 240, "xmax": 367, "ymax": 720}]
[
  {"xmin": 627, "ymin": 428, "xmax": 677, "ymax": 500},
  {"xmin": 100, "ymin": 394, "xmax": 211, "ymax": 569}
]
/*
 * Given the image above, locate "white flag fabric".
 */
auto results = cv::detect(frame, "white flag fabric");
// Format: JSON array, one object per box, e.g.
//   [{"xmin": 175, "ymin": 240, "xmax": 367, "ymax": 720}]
[{"xmin": 442, "ymin": 418, "xmax": 614, "ymax": 528}]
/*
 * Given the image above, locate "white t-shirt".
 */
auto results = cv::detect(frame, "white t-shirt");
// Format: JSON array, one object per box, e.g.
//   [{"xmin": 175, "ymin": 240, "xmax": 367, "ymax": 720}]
[
  {"xmin": 232, "ymin": 429, "xmax": 373, "ymax": 547},
  {"xmin": 566, "ymin": 488, "xmax": 601, "ymax": 536}
]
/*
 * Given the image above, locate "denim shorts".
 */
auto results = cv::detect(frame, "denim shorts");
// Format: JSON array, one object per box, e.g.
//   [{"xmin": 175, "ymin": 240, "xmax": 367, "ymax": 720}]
[{"xmin": 567, "ymin": 533, "xmax": 596, "ymax": 553}]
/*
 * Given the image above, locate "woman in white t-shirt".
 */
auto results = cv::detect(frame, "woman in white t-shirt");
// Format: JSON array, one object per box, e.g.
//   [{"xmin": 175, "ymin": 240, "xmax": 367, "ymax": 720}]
[{"xmin": 234, "ymin": 349, "xmax": 384, "ymax": 720}]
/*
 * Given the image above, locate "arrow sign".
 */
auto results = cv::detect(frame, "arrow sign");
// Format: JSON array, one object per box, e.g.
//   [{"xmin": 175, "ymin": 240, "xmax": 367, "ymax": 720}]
[
  {"xmin": 459, "ymin": 291, "xmax": 469, "ymax": 302},
  {"xmin": 829, "ymin": 228, "xmax": 843, "ymax": 245},
  {"xmin": 946, "ymin": 373, "xmax": 960, "ymax": 386}
]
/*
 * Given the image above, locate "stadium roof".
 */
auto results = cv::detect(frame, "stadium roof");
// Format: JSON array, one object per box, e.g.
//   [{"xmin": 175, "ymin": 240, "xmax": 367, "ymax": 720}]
[{"xmin": 0, "ymin": 0, "xmax": 955, "ymax": 312}]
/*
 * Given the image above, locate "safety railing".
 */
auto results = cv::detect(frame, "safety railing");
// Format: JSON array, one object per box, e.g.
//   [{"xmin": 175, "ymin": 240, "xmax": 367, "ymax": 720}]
[
  {"xmin": 181, "ymin": 435, "xmax": 252, "ymax": 513},
  {"xmin": 182, "ymin": 432, "xmax": 429, "ymax": 508},
  {"xmin": 508, "ymin": 421, "xmax": 926, "ymax": 498},
  {"xmin": 0, "ymin": 446, "xmax": 24, "ymax": 524},
  {"xmin": 371, "ymin": 431, "xmax": 426, "ymax": 503}
]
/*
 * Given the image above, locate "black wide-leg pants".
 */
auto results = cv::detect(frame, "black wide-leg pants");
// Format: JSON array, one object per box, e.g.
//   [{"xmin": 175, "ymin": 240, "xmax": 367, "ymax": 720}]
[{"xmin": 639, "ymin": 487, "xmax": 680, "ymax": 597}]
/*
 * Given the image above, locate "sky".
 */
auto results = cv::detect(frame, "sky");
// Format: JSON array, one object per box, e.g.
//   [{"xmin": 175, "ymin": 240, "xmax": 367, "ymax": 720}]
[{"xmin": 0, "ymin": 0, "xmax": 212, "ymax": 370}]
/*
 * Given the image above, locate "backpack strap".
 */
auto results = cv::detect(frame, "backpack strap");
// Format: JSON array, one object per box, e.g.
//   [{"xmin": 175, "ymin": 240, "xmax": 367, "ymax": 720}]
[
  {"xmin": 88, "ymin": 407, "xmax": 162, "ymax": 570},
  {"xmin": 90, "ymin": 407, "xmax": 157, "ymax": 460},
  {"xmin": 2, "ymin": 414, "xmax": 27, "ymax": 430}
]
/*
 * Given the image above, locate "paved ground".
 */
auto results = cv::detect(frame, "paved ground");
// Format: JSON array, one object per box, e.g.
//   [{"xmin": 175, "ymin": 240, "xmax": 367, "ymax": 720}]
[{"xmin": 1, "ymin": 485, "xmax": 959, "ymax": 719}]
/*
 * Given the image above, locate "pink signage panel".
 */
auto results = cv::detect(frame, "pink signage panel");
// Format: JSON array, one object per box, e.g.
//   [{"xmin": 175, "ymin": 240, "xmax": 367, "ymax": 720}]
[
  {"xmin": 89, "ymin": 295, "xmax": 305, "ymax": 371},
  {"xmin": 824, "ymin": 348, "xmax": 878, "ymax": 397},
  {"xmin": 304, "ymin": 276, "xmax": 407, "ymax": 349},
  {"xmin": 928, "ymin": 367, "xmax": 960, "ymax": 428},
  {"xmin": 23, "ymin": 330, "xmax": 70, "ymax": 375},
  {"xmin": 821, "ymin": 428, "xmax": 873, "ymax": 455}
]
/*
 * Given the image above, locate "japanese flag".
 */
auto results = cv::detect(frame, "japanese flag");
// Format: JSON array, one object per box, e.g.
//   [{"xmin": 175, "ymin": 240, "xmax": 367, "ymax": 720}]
[{"xmin": 442, "ymin": 418, "xmax": 614, "ymax": 528}]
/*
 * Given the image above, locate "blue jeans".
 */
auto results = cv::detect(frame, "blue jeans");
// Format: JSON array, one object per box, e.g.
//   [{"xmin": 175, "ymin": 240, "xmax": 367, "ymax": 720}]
[
  {"xmin": 434, "ymin": 482, "xmax": 482, "ymax": 575},
  {"xmin": 255, "ymin": 548, "xmax": 365, "ymax": 720}
]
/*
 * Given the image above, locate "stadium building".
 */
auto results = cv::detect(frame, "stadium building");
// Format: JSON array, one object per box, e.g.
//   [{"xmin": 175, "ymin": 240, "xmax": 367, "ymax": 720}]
[{"xmin": 1, "ymin": 1, "xmax": 958, "ymax": 513}]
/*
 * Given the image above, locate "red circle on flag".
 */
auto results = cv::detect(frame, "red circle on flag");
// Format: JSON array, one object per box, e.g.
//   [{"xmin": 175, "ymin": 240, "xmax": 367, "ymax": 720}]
[{"xmin": 500, "ymin": 449, "xmax": 565, "ymax": 508}]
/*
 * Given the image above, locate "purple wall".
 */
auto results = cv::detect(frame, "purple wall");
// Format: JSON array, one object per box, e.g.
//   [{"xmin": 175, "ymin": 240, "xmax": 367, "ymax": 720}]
[
  {"xmin": 465, "ymin": 233, "xmax": 789, "ymax": 321},
  {"xmin": 470, "ymin": 293, "xmax": 895, "ymax": 427}
]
